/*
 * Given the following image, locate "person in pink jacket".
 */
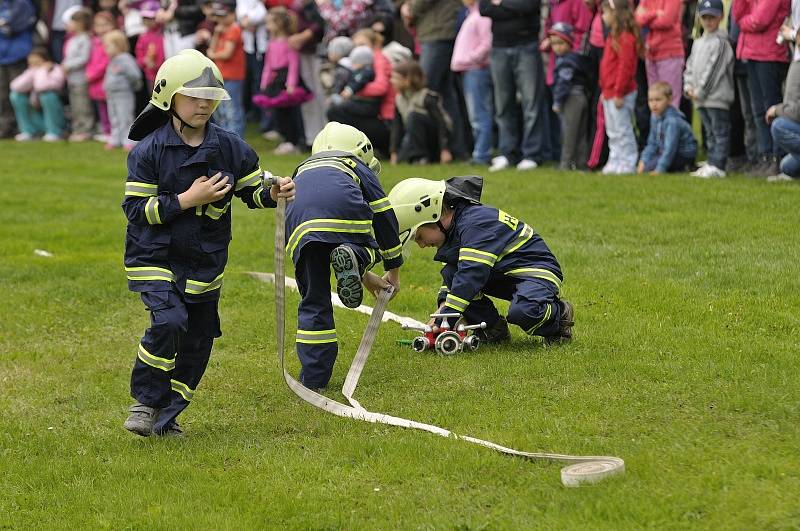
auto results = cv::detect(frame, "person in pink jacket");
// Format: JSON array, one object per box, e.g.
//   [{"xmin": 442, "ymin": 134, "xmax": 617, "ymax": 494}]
[
  {"xmin": 86, "ymin": 11, "xmax": 115, "ymax": 141},
  {"xmin": 451, "ymin": 0, "xmax": 493, "ymax": 164},
  {"xmin": 634, "ymin": 0, "xmax": 685, "ymax": 108},
  {"xmin": 9, "ymin": 46, "xmax": 67, "ymax": 141},
  {"xmin": 733, "ymin": 0, "xmax": 791, "ymax": 176}
]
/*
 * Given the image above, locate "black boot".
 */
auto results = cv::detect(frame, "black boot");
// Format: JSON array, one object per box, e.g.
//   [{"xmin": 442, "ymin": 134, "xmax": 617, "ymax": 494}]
[
  {"xmin": 475, "ymin": 317, "xmax": 511, "ymax": 344},
  {"xmin": 544, "ymin": 300, "xmax": 574, "ymax": 345}
]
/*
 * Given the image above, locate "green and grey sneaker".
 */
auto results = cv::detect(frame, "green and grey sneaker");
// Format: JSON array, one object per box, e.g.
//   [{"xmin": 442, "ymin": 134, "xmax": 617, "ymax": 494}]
[
  {"xmin": 544, "ymin": 300, "xmax": 574, "ymax": 345},
  {"xmin": 475, "ymin": 317, "xmax": 511, "ymax": 344},
  {"xmin": 331, "ymin": 245, "xmax": 363, "ymax": 308},
  {"xmin": 123, "ymin": 403, "xmax": 159, "ymax": 437}
]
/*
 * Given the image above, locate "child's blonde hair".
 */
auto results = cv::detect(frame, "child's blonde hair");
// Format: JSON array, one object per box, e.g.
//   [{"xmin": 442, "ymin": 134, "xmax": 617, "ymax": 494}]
[
  {"xmin": 70, "ymin": 8, "xmax": 93, "ymax": 32},
  {"xmin": 268, "ymin": 7, "xmax": 297, "ymax": 37},
  {"xmin": 103, "ymin": 29, "xmax": 129, "ymax": 54},
  {"xmin": 648, "ymin": 81, "xmax": 673, "ymax": 100},
  {"xmin": 352, "ymin": 28, "xmax": 383, "ymax": 48}
]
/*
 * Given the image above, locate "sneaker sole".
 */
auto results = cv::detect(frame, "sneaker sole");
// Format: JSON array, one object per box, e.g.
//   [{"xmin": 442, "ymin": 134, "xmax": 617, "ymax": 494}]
[
  {"xmin": 123, "ymin": 420, "xmax": 153, "ymax": 437},
  {"xmin": 330, "ymin": 246, "xmax": 363, "ymax": 308}
]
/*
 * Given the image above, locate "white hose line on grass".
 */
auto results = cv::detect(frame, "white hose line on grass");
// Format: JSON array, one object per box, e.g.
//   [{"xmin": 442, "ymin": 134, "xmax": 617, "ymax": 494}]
[{"xmin": 270, "ymin": 199, "xmax": 624, "ymax": 486}]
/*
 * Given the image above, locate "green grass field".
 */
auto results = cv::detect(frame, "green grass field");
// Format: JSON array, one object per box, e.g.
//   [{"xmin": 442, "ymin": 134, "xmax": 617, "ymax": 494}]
[{"xmin": 1, "ymin": 135, "xmax": 799, "ymax": 529}]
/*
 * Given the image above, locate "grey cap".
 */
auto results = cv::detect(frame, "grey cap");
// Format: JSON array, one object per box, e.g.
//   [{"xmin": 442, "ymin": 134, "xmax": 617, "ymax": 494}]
[
  {"xmin": 349, "ymin": 45, "xmax": 374, "ymax": 67},
  {"xmin": 328, "ymin": 36, "xmax": 354, "ymax": 59}
]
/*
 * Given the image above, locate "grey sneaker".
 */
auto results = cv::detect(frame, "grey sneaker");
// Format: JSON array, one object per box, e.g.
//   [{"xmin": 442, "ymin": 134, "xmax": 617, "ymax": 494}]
[
  {"xmin": 331, "ymin": 245, "xmax": 363, "ymax": 308},
  {"xmin": 123, "ymin": 403, "xmax": 159, "ymax": 437},
  {"xmin": 474, "ymin": 317, "xmax": 511, "ymax": 344},
  {"xmin": 544, "ymin": 300, "xmax": 574, "ymax": 345},
  {"xmin": 155, "ymin": 421, "xmax": 184, "ymax": 438}
]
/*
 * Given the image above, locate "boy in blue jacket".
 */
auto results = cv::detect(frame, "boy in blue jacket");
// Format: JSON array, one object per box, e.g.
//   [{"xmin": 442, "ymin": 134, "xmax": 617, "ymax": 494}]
[
  {"xmin": 638, "ymin": 81, "xmax": 698, "ymax": 174},
  {"xmin": 121, "ymin": 49, "xmax": 294, "ymax": 437}
]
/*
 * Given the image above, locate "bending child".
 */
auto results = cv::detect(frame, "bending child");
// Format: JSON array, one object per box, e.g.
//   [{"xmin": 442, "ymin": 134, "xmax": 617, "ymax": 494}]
[
  {"xmin": 638, "ymin": 81, "xmax": 697, "ymax": 175},
  {"xmin": 389, "ymin": 177, "xmax": 573, "ymax": 345},
  {"xmin": 286, "ymin": 122, "xmax": 402, "ymax": 391},
  {"xmin": 121, "ymin": 49, "xmax": 294, "ymax": 437}
]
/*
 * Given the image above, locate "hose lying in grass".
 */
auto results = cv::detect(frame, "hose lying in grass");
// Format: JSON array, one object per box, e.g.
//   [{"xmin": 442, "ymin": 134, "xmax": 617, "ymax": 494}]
[{"xmin": 272, "ymin": 198, "xmax": 624, "ymax": 487}]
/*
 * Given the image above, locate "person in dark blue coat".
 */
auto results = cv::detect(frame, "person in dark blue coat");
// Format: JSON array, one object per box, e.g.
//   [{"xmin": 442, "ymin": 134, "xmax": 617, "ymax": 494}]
[
  {"xmin": 121, "ymin": 49, "xmax": 295, "ymax": 437},
  {"xmin": 389, "ymin": 176, "xmax": 573, "ymax": 345},
  {"xmin": 287, "ymin": 121, "xmax": 403, "ymax": 391}
]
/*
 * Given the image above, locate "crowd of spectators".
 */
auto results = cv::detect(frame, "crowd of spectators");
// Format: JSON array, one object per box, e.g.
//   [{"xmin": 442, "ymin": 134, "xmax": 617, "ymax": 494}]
[{"xmin": 1, "ymin": 0, "xmax": 799, "ymax": 182}]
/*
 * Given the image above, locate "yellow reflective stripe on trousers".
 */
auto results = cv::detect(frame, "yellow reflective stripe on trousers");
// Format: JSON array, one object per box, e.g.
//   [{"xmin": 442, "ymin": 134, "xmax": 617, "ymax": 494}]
[
  {"xmin": 296, "ymin": 159, "xmax": 361, "ymax": 185},
  {"xmin": 506, "ymin": 268, "xmax": 562, "ymax": 292},
  {"xmin": 369, "ymin": 197, "xmax": 392, "ymax": 213},
  {"xmin": 145, "ymin": 196, "xmax": 162, "ymax": 225},
  {"xmin": 459, "ymin": 247, "xmax": 497, "ymax": 267},
  {"xmin": 186, "ymin": 273, "xmax": 224, "ymax": 295},
  {"xmin": 171, "ymin": 379, "xmax": 194, "ymax": 401},
  {"xmin": 205, "ymin": 201, "xmax": 231, "ymax": 220},
  {"xmin": 365, "ymin": 247, "xmax": 378, "ymax": 269},
  {"xmin": 296, "ymin": 329, "xmax": 337, "ymax": 344},
  {"xmin": 498, "ymin": 224, "xmax": 534, "ymax": 261},
  {"xmin": 125, "ymin": 181, "xmax": 157, "ymax": 197},
  {"xmin": 138, "ymin": 343, "xmax": 175, "ymax": 371},
  {"xmin": 236, "ymin": 168, "xmax": 263, "ymax": 191},
  {"xmin": 126, "ymin": 266, "xmax": 175, "ymax": 283},
  {"xmin": 380, "ymin": 243, "xmax": 402, "ymax": 260},
  {"xmin": 526, "ymin": 302, "xmax": 553, "ymax": 334},
  {"xmin": 286, "ymin": 219, "xmax": 372, "ymax": 260},
  {"xmin": 444, "ymin": 293, "xmax": 469, "ymax": 312}
]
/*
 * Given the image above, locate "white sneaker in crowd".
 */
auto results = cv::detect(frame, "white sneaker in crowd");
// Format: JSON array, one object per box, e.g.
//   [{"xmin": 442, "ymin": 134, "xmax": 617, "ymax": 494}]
[
  {"xmin": 692, "ymin": 164, "xmax": 726, "ymax": 178},
  {"xmin": 273, "ymin": 141, "xmax": 298, "ymax": 155},
  {"xmin": 489, "ymin": 155, "xmax": 510, "ymax": 172},
  {"xmin": 516, "ymin": 159, "xmax": 538, "ymax": 171},
  {"xmin": 14, "ymin": 132, "xmax": 34, "ymax": 142},
  {"xmin": 262, "ymin": 130, "xmax": 282, "ymax": 141},
  {"xmin": 766, "ymin": 173, "xmax": 795, "ymax": 183},
  {"xmin": 93, "ymin": 133, "xmax": 109, "ymax": 143},
  {"xmin": 42, "ymin": 133, "xmax": 61, "ymax": 142}
]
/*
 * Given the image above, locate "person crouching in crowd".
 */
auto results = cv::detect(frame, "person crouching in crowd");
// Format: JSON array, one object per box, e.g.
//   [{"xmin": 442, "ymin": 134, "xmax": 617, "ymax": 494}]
[
  {"xmin": 637, "ymin": 81, "xmax": 697, "ymax": 175},
  {"xmin": 9, "ymin": 46, "xmax": 67, "ymax": 142}
]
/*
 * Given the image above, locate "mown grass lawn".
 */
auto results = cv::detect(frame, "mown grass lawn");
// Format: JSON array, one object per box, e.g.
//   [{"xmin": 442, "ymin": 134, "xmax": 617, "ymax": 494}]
[{"xmin": 1, "ymin": 134, "xmax": 799, "ymax": 529}]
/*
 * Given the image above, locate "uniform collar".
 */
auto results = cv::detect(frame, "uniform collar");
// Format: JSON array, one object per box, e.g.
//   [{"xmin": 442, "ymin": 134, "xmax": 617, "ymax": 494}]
[{"xmin": 159, "ymin": 120, "xmax": 222, "ymax": 152}]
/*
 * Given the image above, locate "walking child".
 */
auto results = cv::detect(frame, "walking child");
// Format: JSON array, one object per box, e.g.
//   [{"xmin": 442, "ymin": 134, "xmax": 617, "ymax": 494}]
[
  {"xmin": 121, "ymin": 49, "xmax": 294, "ymax": 437},
  {"xmin": 599, "ymin": 0, "xmax": 641, "ymax": 174},
  {"xmin": 62, "ymin": 8, "xmax": 95, "ymax": 142},
  {"xmin": 684, "ymin": 0, "xmax": 734, "ymax": 178},
  {"xmin": 103, "ymin": 29, "xmax": 143, "ymax": 151},
  {"xmin": 637, "ymin": 81, "xmax": 697, "ymax": 174},
  {"xmin": 286, "ymin": 121, "xmax": 402, "ymax": 391},
  {"xmin": 388, "ymin": 176, "xmax": 574, "ymax": 345}
]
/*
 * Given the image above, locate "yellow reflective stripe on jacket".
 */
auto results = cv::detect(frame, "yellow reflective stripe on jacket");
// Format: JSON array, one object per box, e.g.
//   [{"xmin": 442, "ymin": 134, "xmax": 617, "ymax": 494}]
[
  {"xmin": 126, "ymin": 266, "xmax": 175, "ymax": 283},
  {"xmin": 171, "ymin": 379, "xmax": 194, "ymax": 401},
  {"xmin": 526, "ymin": 302, "xmax": 553, "ymax": 334},
  {"xmin": 205, "ymin": 201, "xmax": 231, "ymax": 220},
  {"xmin": 459, "ymin": 247, "xmax": 497, "ymax": 267},
  {"xmin": 145, "ymin": 196, "xmax": 162, "ymax": 225},
  {"xmin": 498, "ymin": 224, "xmax": 534, "ymax": 261},
  {"xmin": 186, "ymin": 273, "xmax": 224, "ymax": 295},
  {"xmin": 296, "ymin": 329, "xmax": 337, "ymax": 344},
  {"xmin": 138, "ymin": 343, "xmax": 175, "ymax": 371},
  {"xmin": 296, "ymin": 159, "xmax": 361, "ymax": 185},
  {"xmin": 235, "ymin": 168, "xmax": 262, "ymax": 191},
  {"xmin": 286, "ymin": 219, "xmax": 372, "ymax": 259},
  {"xmin": 252, "ymin": 185, "xmax": 265, "ymax": 208},
  {"xmin": 380, "ymin": 243, "xmax": 402, "ymax": 260},
  {"xmin": 125, "ymin": 181, "xmax": 157, "ymax": 197},
  {"xmin": 444, "ymin": 293, "xmax": 469, "ymax": 312},
  {"xmin": 506, "ymin": 268, "xmax": 562, "ymax": 292},
  {"xmin": 369, "ymin": 197, "xmax": 392, "ymax": 213}
]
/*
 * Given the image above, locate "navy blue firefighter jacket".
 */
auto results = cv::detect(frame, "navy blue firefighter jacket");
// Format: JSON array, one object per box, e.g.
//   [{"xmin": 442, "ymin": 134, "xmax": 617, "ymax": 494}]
[
  {"xmin": 122, "ymin": 122, "xmax": 277, "ymax": 301},
  {"xmin": 285, "ymin": 151, "xmax": 403, "ymax": 271},
  {"xmin": 434, "ymin": 203, "xmax": 563, "ymax": 313}
]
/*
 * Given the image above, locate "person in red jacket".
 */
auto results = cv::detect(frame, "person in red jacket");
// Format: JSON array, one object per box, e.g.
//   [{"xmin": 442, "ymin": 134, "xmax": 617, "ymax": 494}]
[
  {"xmin": 733, "ymin": 0, "xmax": 791, "ymax": 177},
  {"xmin": 598, "ymin": 0, "xmax": 641, "ymax": 174},
  {"xmin": 634, "ymin": 0, "xmax": 686, "ymax": 108}
]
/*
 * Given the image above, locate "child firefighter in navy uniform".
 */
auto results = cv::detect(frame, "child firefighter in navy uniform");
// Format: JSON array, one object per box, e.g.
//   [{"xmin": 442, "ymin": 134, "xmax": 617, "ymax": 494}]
[
  {"xmin": 121, "ymin": 49, "xmax": 295, "ymax": 437},
  {"xmin": 287, "ymin": 122, "xmax": 403, "ymax": 391},
  {"xmin": 388, "ymin": 177, "xmax": 573, "ymax": 344}
]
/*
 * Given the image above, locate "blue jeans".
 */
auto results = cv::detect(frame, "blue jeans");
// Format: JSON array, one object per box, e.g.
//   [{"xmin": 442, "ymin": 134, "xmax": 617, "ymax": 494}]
[
  {"xmin": 698, "ymin": 107, "xmax": 730, "ymax": 170},
  {"xmin": 771, "ymin": 116, "xmax": 800, "ymax": 177},
  {"xmin": 746, "ymin": 60, "xmax": 788, "ymax": 156},
  {"xmin": 490, "ymin": 41, "xmax": 546, "ymax": 163},
  {"xmin": 216, "ymin": 79, "xmax": 245, "ymax": 137},
  {"xmin": 420, "ymin": 40, "xmax": 467, "ymax": 159},
  {"xmin": 462, "ymin": 68, "xmax": 494, "ymax": 163},
  {"xmin": 10, "ymin": 90, "xmax": 66, "ymax": 136}
]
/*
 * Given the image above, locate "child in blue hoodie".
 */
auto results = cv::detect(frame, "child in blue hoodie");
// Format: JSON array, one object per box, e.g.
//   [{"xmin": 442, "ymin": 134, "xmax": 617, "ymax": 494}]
[{"xmin": 638, "ymin": 81, "xmax": 697, "ymax": 174}]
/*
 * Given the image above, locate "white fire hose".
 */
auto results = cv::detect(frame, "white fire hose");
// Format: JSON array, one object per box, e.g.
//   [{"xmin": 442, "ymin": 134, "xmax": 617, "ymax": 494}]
[{"xmin": 271, "ymin": 198, "xmax": 624, "ymax": 487}]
